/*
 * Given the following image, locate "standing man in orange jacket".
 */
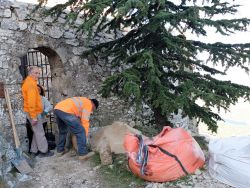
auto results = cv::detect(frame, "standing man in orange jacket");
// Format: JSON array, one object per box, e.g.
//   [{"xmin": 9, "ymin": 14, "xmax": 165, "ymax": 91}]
[
  {"xmin": 21, "ymin": 66, "xmax": 54, "ymax": 158},
  {"xmin": 54, "ymin": 97, "xmax": 99, "ymax": 160}
]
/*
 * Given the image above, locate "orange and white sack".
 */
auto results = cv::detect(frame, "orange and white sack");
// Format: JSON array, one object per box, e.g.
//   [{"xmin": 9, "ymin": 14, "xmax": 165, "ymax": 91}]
[{"xmin": 124, "ymin": 126, "xmax": 205, "ymax": 182}]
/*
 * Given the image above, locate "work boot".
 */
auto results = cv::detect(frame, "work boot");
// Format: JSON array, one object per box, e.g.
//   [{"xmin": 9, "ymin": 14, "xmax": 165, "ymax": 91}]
[
  {"xmin": 56, "ymin": 148, "xmax": 69, "ymax": 157},
  {"xmin": 30, "ymin": 152, "xmax": 39, "ymax": 158},
  {"xmin": 78, "ymin": 151, "xmax": 95, "ymax": 161},
  {"xmin": 38, "ymin": 151, "xmax": 54, "ymax": 158},
  {"xmin": 69, "ymin": 149, "xmax": 77, "ymax": 157}
]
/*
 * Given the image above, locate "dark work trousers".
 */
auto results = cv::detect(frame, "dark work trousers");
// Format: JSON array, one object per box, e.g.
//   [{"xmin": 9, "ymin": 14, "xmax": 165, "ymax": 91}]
[{"xmin": 54, "ymin": 109, "xmax": 87, "ymax": 156}]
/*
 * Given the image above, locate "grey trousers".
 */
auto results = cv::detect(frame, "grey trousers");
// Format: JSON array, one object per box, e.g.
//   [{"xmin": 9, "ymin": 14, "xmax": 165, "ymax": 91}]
[{"xmin": 26, "ymin": 114, "xmax": 48, "ymax": 153}]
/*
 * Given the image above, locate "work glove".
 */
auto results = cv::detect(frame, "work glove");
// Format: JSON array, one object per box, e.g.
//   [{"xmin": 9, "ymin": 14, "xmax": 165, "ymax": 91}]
[{"xmin": 41, "ymin": 111, "xmax": 48, "ymax": 116}]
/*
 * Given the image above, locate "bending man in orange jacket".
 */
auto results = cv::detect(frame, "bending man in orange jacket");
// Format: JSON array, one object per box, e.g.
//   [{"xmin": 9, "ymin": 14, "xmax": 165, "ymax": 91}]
[{"xmin": 54, "ymin": 97, "xmax": 99, "ymax": 159}]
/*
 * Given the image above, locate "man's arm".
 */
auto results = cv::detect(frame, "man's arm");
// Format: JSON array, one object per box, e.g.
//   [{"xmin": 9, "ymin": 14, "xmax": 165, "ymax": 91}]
[
  {"xmin": 81, "ymin": 119, "xmax": 90, "ymax": 135},
  {"xmin": 42, "ymin": 97, "xmax": 53, "ymax": 114},
  {"xmin": 27, "ymin": 87, "xmax": 38, "ymax": 122}
]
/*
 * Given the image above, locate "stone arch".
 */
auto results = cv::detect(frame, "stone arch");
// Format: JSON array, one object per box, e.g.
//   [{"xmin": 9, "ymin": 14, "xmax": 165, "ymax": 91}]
[
  {"xmin": 20, "ymin": 46, "xmax": 71, "ymax": 145},
  {"xmin": 34, "ymin": 46, "xmax": 68, "ymax": 104},
  {"xmin": 20, "ymin": 46, "xmax": 71, "ymax": 104}
]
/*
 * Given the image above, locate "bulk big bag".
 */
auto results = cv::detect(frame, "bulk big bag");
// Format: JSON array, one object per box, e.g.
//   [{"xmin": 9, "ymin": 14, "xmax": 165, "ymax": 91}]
[
  {"xmin": 123, "ymin": 126, "xmax": 205, "ymax": 182},
  {"xmin": 209, "ymin": 136, "xmax": 250, "ymax": 188}
]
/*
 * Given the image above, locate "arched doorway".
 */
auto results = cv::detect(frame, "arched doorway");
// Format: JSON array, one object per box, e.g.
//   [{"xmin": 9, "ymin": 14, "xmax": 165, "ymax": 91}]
[
  {"xmin": 19, "ymin": 46, "xmax": 66, "ymax": 115},
  {"xmin": 20, "ymin": 49, "xmax": 52, "ymax": 101},
  {"xmin": 19, "ymin": 47, "xmax": 65, "ymax": 151},
  {"xmin": 20, "ymin": 49, "xmax": 53, "ymax": 124}
]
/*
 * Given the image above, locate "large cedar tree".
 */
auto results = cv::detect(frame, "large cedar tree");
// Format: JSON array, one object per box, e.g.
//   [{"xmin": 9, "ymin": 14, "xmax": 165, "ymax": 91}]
[{"xmin": 38, "ymin": 0, "xmax": 250, "ymax": 132}]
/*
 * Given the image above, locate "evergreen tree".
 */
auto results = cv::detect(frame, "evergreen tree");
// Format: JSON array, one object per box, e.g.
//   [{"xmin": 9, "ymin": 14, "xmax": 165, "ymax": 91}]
[{"xmin": 39, "ymin": 0, "xmax": 250, "ymax": 132}]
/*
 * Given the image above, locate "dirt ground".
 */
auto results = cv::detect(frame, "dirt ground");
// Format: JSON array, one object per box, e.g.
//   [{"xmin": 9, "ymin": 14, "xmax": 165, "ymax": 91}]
[
  {"xmin": 14, "ymin": 150, "xmax": 233, "ymax": 188},
  {"xmin": 13, "ymin": 126, "xmax": 237, "ymax": 188},
  {"xmin": 15, "ymin": 150, "xmax": 103, "ymax": 188}
]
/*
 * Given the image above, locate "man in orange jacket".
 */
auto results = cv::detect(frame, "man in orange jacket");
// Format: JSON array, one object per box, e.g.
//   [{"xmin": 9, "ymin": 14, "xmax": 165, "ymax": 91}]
[
  {"xmin": 54, "ymin": 97, "xmax": 99, "ymax": 160},
  {"xmin": 21, "ymin": 66, "xmax": 54, "ymax": 158}
]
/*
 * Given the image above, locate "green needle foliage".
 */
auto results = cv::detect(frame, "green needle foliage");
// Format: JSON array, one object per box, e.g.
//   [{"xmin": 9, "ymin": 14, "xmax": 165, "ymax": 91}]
[{"xmin": 38, "ymin": 0, "xmax": 250, "ymax": 132}]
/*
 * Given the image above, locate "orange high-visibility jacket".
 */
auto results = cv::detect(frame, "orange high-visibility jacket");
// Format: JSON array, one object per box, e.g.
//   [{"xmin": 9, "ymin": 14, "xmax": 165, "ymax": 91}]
[
  {"xmin": 54, "ymin": 97, "xmax": 93, "ymax": 135},
  {"xmin": 21, "ymin": 76, "xmax": 43, "ymax": 119}
]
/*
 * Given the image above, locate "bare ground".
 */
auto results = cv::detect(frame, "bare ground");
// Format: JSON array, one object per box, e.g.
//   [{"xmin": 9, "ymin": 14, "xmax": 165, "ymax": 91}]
[
  {"xmin": 14, "ymin": 149, "xmax": 233, "ymax": 188},
  {"xmin": 15, "ymin": 150, "xmax": 102, "ymax": 188}
]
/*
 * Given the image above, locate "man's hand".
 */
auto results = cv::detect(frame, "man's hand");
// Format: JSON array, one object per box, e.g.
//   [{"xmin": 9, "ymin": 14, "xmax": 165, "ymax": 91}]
[
  {"xmin": 31, "ymin": 118, "xmax": 38, "ymax": 125},
  {"xmin": 42, "ymin": 111, "xmax": 49, "ymax": 116}
]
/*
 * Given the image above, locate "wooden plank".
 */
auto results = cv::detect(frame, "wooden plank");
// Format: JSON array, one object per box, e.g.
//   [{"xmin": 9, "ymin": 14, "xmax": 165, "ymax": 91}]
[
  {"xmin": 4, "ymin": 85, "xmax": 32, "ymax": 174},
  {"xmin": 0, "ymin": 82, "xmax": 4, "ymax": 98}
]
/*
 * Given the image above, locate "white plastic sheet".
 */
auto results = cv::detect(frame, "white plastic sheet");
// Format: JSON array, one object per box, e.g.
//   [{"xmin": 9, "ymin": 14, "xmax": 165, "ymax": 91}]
[{"xmin": 209, "ymin": 136, "xmax": 250, "ymax": 188}]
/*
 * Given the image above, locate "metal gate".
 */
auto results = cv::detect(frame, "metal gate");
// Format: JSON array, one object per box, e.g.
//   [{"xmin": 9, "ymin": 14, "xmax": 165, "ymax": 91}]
[{"xmin": 20, "ymin": 49, "xmax": 54, "ymax": 127}]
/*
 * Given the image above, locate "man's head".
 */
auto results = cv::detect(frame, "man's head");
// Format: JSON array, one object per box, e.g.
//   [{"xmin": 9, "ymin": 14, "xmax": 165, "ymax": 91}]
[
  {"xmin": 91, "ymin": 99, "xmax": 99, "ymax": 110},
  {"xmin": 28, "ymin": 66, "xmax": 41, "ymax": 80}
]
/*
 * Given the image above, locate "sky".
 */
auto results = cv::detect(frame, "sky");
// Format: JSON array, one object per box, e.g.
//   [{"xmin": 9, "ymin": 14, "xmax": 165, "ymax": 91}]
[
  {"xmin": 17, "ymin": 0, "xmax": 250, "ymax": 128},
  {"xmin": 193, "ymin": 0, "xmax": 250, "ymax": 127}
]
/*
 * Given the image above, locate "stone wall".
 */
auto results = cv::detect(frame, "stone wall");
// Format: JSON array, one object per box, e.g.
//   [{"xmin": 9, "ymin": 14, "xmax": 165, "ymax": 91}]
[
  {"xmin": 0, "ymin": 0, "xmax": 142, "ymax": 182},
  {"xmin": 0, "ymin": 0, "xmax": 136, "ymax": 145}
]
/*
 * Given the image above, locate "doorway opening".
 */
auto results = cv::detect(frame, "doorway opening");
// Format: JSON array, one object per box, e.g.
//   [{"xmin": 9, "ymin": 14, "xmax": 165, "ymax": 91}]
[
  {"xmin": 20, "ymin": 48, "xmax": 59, "ymax": 151},
  {"xmin": 20, "ymin": 49, "xmax": 53, "ymax": 124}
]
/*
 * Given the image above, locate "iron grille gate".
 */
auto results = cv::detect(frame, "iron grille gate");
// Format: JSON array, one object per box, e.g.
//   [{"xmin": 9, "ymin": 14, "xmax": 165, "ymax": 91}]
[{"xmin": 20, "ymin": 49, "xmax": 54, "ymax": 131}]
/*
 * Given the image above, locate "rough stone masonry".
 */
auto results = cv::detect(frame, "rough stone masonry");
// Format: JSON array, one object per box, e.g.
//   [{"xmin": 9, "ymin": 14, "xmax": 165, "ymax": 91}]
[
  {"xmin": 0, "ymin": 0, "xmax": 137, "ymax": 141},
  {"xmin": 0, "ymin": 0, "xmax": 140, "ymax": 180}
]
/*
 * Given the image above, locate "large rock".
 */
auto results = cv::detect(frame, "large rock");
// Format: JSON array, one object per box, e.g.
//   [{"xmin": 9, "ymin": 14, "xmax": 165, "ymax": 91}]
[
  {"xmin": 89, "ymin": 121, "xmax": 143, "ymax": 154},
  {"xmin": 83, "ymin": 121, "xmax": 143, "ymax": 165},
  {"xmin": 70, "ymin": 121, "xmax": 143, "ymax": 165},
  {"xmin": 97, "ymin": 137, "xmax": 112, "ymax": 165}
]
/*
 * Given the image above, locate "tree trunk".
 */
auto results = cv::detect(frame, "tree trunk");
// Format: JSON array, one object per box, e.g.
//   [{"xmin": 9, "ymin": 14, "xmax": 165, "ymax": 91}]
[{"xmin": 153, "ymin": 108, "xmax": 173, "ymax": 130}]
